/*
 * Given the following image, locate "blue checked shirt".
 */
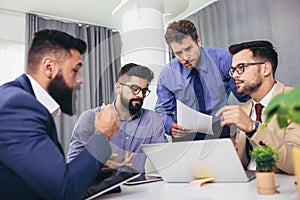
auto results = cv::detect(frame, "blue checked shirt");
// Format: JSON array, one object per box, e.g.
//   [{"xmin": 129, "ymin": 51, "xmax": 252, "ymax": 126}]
[{"xmin": 68, "ymin": 101, "xmax": 167, "ymax": 172}]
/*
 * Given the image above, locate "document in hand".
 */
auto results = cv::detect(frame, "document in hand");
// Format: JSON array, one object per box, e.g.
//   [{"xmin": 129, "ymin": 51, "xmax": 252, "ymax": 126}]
[{"xmin": 176, "ymin": 100, "xmax": 213, "ymax": 135}]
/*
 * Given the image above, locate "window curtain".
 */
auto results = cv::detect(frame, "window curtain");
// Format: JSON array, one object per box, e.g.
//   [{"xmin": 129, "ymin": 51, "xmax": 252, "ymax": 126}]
[
  {"xmin": 186, "ymin": 0, "xmax": 300, "ymax": 87},
  {"xmin": 25, "ymin": 13, "xmax": 122, "ymax": 155}
]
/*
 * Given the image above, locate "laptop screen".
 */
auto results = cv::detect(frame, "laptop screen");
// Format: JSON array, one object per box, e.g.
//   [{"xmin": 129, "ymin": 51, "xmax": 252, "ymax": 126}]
[
  {"xmin": 141, "ymin": 138, "xmax": 252, "ymax": 183},
  {"xmin": 81, "ymin": 166, "xmax": 141, "ymax": 200}
]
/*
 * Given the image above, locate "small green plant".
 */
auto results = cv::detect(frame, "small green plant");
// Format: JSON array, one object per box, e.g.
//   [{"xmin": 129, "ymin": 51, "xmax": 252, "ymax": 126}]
[
  {"xmin": 250, "ymin": 146, "xmax": 280, "ymax": 172},
  {"xmin": 263, "ymin": 85, "xmax": 300, "ymax": 128}
]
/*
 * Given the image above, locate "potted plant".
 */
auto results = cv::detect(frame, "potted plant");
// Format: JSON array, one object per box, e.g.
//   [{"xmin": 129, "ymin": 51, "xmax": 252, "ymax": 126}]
[
  {"xmin": 263, "ymin": 85, "xmax": 300, "ymax": 128},
  {"xmin": 250, "ymin": 145, "xmax": 280, "ymax": 194},
  {"xmin": 263, "ymin": 85, "xmax": 300, "ymax": 196}
]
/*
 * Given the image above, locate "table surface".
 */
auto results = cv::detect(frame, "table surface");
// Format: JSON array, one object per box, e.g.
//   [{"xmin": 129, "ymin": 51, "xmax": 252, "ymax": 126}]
[{"xmin": 98, "ymin": 174, "xmax": 298, "ymax": 200}]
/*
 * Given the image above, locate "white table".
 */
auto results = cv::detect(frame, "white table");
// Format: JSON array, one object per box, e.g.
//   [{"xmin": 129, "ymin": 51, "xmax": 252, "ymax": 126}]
[{"xmin": 99, "ymin": 174, "xmax": 298, "ymax": 200}]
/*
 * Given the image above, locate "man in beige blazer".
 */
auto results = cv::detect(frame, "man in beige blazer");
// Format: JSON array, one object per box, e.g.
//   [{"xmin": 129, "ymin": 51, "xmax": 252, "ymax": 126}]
[{"xmin": 216, "ymin": 40, "xmax": 300, "ymax": 175}]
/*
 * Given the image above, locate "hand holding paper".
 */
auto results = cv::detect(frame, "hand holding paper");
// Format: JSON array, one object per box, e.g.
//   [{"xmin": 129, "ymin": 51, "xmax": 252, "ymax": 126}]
[{"xmin": 176, "ymin": 100, "xmax": 214, "ymax": 135}]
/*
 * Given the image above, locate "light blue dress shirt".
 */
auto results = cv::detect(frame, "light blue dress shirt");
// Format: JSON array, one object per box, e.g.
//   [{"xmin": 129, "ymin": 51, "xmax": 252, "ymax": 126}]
[
  {"xmin": 68, "ymin": 102, "xmax": 168, "ymax": 173},
  {"xmin": 155, "ymin": 47, "xmax": 249, "ymax": 135}
]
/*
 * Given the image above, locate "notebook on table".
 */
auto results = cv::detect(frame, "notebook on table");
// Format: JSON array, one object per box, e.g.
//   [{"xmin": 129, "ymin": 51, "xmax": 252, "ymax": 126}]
[
  {"xmin": 141, "ymin": 138, "xmax": 255, "ymax": 183},
  {"xmin": 81, "ymin": 166, "xmax": 141, "ymax": 200}
]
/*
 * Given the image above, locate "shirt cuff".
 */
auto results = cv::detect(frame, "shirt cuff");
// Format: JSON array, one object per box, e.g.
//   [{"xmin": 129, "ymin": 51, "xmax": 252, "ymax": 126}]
[
  {"xmin": 85, "ymin": 134, "xmax": 111, "ymax": 165},
  {"xmin": 165, "ymin": 118, "xmax": 175, "ymax": 136}
]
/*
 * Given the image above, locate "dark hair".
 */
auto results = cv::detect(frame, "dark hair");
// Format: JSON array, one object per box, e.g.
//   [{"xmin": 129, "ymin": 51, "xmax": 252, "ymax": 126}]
[
  {"xmin": 117, "ymin": 63, "xmax": 154, "ymax": 82},
  {"xmin": 228, "ymin": 40, "xmax": 278, "ymax": 76},
  {"xmin": 164, "ymin": 19, "xmax": 198, "ymax": 46},
  {"xmin": 27, "ymin": 29, "xmax": 87, "ymax": 71}
]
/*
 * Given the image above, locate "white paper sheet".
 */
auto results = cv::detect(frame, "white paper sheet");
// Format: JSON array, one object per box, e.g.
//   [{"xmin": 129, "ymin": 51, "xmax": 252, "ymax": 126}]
[{"xmin": 176, "ymin": 100, "xmax": 214, "ymax": 135}]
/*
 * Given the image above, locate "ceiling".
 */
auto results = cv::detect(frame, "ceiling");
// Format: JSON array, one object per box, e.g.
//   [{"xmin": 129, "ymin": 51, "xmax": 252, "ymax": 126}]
[{"xmin": 0, "ymin": 0, "xmax": 216, "ymax": 29}]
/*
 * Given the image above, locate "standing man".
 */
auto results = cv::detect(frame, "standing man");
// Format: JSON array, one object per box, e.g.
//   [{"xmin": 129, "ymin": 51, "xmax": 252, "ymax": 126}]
[
  {"xmin": 68, "ymin": 63, "xmax": 167, "ymax": 173},
  {"xmin": 216, "ymin": 40, "xmax": 300, "ymax": 174},
  {"xmin": 0, "ymin": 29, "xmax": 119, "ymax": 200},
  {"xmin": 155, "ymin": 19, "xmax": 248, "ymax": 141}
]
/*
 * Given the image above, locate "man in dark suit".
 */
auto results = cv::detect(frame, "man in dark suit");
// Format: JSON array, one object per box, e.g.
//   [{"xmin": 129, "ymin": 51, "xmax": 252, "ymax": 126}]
[{"xmin": 0, "ymin": 29, "xmax": 119, "ymax": 200}]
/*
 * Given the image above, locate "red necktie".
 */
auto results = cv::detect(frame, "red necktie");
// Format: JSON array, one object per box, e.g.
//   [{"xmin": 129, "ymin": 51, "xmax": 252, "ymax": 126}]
[
  {"xmin": 246, "ymin": 103, "xmax": 264, "ymax": 161},
  {"xmin": 255, "ymin": 103, "xmax": 264, "ymax": 122}
]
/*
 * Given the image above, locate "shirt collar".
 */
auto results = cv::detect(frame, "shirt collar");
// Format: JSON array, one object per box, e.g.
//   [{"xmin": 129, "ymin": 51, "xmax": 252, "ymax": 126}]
[
  {"xmin": 252, "ymin": 82, "xmax": 277, "ymax": 108},
  {"xmin": 196, "ymin": 47, "xmax": 209, "ymax": 73},
  {"xmin": 182, "ymin": 47, "xmax": 208, "ymax": 79},
  {"xmin": 26, "ymin": 74, "xmax": 61, "ymax": 117}
]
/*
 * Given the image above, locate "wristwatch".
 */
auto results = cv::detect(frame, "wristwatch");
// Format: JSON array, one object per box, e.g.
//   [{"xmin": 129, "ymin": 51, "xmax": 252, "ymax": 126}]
[{"xmin": 246, "ymin": 121, "xmax": 260, "ymax": 138}]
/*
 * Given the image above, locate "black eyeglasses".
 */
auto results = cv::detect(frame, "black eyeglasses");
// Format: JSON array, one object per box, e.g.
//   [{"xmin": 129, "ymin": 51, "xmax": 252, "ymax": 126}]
[
  {"xmin": 229, "ymin": 62, "xmax": 266, "ymax": 77},
  {"xmin": 119, "ymin": 83, "xmax": 151, "ymax": 96}
]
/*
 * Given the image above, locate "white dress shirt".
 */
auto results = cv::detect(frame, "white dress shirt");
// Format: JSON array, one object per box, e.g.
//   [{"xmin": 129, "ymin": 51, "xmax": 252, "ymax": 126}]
[
  {"xmin": 26, "ymin": 74, "xmax": 60, "ymax": 117},
  {"xmin": 247, "ymin": 83, "xmax": 276, "ymax": 170}
]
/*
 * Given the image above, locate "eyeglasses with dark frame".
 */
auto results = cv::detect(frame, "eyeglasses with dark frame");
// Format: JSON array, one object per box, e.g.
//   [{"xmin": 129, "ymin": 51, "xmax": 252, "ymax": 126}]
[
  {"xmin": 229, "ymin": 62, "xmax": 266, "ymax": 77},
  {"xmin": 119, "ymin": 83, "xmax": 151, "ymax": 96}
]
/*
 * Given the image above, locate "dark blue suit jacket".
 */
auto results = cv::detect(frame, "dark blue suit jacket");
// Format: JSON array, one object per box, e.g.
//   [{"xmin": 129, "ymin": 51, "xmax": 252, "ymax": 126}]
[{"xmin": 0, "ymin": 74, "xmax": 111, "ymax": 200}]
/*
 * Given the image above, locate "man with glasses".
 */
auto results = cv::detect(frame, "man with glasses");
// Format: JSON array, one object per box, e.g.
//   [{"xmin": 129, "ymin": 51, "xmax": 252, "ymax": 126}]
[
  {"xmin": 216, "ymin": 40, "xmax": 300, "ymax": 174},
  {"xmin": 155, "ymin": 19, "xmax": 249, "ymax": 141},
  {"xmin": 68, "ymin": 63, "xmax": 167, "ymax": 173}
]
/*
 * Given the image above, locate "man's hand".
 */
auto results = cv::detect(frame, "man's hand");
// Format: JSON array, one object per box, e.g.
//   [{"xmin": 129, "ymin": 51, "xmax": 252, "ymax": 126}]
[
  {"xmin": 96, "ymin": 153, "xmax": 134, "ymax": 183},
  {"xmin": 215, "ymin": 105, "xmax": 253, "ymax": 133},
  {"xmin": 170, "ymin": 122, "xmax": 191, "ymax": 138},
  {"xmin": 95, "ymin": 104, "xmax": 119, "ymax": 140},
  {"xmin": 104, "ymin": 152, "xmax": 134, "ymax": 169}
]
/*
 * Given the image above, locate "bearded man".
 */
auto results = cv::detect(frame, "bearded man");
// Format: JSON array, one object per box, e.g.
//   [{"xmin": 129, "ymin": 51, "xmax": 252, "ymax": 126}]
[
  {"xmin": 216, "ymin": 40, "xmax": 300, "ymax": 175},
  {"xmin": 0, "ymin": 29, "xmax": 118, "ymax": 200},
  {"xmin": 68, "ymin": 63, "xmax": 167, "ymax": 173}
]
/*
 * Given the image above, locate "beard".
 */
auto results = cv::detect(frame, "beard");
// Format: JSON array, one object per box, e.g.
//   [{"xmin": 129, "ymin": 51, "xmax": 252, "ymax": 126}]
[
  {"xmin": 47, "ymin": 73, "xmax": 78, "ymax": 116},
  {"xmin": 236, "ymin": 76, "xmax": 262, "ymax": 94},
  {"xmin": 120, "ymin": 94, "xmax": 143, "ymax": 116}
]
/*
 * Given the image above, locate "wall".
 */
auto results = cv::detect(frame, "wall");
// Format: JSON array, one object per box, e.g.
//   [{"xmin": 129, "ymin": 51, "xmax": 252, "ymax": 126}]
[
  {"xmin": 0, "ymin": 10, "xmax": 25, "ymax": 85},
  {"xmin": 0, "ymin": 10, "xmax": 25, "ymax": 43}
]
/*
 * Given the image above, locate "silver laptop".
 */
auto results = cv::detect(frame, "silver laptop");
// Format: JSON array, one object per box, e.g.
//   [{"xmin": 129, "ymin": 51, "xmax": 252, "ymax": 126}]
[{"xmin": 141, "ymin": 138, "xmax": 255, "ymax": 183}]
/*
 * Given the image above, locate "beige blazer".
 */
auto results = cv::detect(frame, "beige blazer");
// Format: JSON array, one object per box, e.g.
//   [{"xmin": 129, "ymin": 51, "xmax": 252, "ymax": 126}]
[{"xmin": 236, "ymin": 81, "xmax": 300, "ymax": 174}]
